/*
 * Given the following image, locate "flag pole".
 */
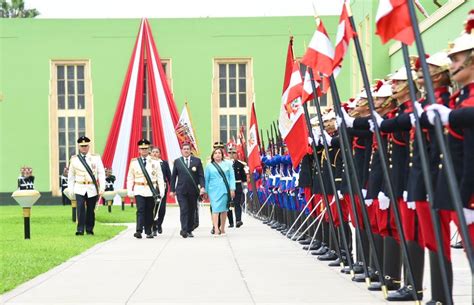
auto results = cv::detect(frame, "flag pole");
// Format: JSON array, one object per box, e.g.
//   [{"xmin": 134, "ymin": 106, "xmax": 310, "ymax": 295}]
[
  {"xmin": 329, "ymin": 71, "xmax": 420, "ymax": 301},
  {"xmin": 344, "ymin": 2, "xmax": 419, "ymax": 296},
  {"xmin": 184, "ymin": 101, "xmax": 200, "ymax": 157},
  {"xmin": 301, "ymin": 100, "xmax": 345, "ymax": 264},
  {"xmin": 306, "ymin": 70, "xmax": 358, "ymax": 276},
  {"xmin": 405, "ymin": 0, "xmax": 474, "ymax": 271},
  {"xmin": 400, "ymin": 43, "xmax": 453, "ymax": 305}
]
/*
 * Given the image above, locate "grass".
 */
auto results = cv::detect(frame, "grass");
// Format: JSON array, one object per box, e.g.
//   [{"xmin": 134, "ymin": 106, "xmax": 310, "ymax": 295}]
[{"xmin": 0, "ymin": 205, "xmax": 132, "ymax": 294}]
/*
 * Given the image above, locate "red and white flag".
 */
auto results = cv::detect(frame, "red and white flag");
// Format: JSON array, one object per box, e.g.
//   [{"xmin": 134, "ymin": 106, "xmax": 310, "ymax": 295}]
[
  {"xmin": 280, "ymin": 39, "xmax": 308, "ymax": 168},
  {"xmin": 247, "ymin": 102, "xmax": 261, "ymax": 173},
  {"xmin": 375, "ymin": 0, "xmax": 414, "ymax": 45},
  {"xmin": 301, "ymin": 19, "xmax": 335, "ymax": 77},
  {"xmin": 334, "ymin": 2, "xmax": 356, "ymax": 70}
]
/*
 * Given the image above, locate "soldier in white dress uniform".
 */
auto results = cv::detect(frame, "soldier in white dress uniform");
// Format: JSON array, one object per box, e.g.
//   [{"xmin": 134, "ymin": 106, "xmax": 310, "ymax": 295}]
[
  {"xmin": 127, "ymin": 139, "xmax": 165, "ymax": 239},
  {"xmin": 68, "ymin": 136, "xmax": 105, "ymax": 235}
]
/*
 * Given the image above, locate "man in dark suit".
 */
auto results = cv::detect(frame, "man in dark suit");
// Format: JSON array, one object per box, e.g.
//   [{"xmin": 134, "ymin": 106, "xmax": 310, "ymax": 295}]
[
  {"xmin": 170, "ymin": 142, "xmax": 205, "ymax": 238},
  {"xmin": 151, "ymin": 146, "xmax": 172, "ymax": 235}
]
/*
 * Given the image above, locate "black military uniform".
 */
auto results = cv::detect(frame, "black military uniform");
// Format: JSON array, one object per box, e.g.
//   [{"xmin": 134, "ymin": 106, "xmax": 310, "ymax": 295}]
[
  {"xmin": 227, "ymin": 147, "xmax": 247, "ymax": 228},
  {"xmin": 153, "ymin": 158, "xmax": 171, "ymax": 235}
]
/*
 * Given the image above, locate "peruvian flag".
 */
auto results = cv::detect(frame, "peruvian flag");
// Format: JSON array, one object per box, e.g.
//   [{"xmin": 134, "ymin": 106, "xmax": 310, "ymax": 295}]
[
  {"xmin": 334, "ymin": 2, "xmax": 356, "ymax": 69},
  {"xmin": 375, "ymin": 0, "xmax": 414, "ymax": 45},
  {"xmin": 279, "ymin": 38, "xmax": 309, "ymax": 168},
  {"xmin": 247, "ymin": 102, "xmax": 261, "ymax": 173},
  {"xmin": 301, "ymin": 19, "xmax": 335, "ymax": 77}
]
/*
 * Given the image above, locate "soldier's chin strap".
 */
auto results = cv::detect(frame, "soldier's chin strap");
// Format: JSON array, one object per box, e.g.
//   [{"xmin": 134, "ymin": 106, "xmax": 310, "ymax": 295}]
[{"xmin": 450, "ymin": 49, "xmax": 473, "ymax": 77}]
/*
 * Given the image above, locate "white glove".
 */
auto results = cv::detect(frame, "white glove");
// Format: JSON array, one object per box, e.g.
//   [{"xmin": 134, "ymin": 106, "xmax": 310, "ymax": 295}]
[
  {"xmin": 403, "ymin": 191, "xmax": 408, "ymax": 202},
  {"xmin": 368, "ymin": 119, "xmax": 376, "ymax": 133},
  {"xmin": 322, "ymin": 130, "xmax": 332, "ymax": 146},
  {"xmin": 127, "ymin": 191, "xmax": 134, "ymax": 198},
  {"xmin": 372, "ymin": 111, "xmax": 384, "ymax": 127},
  {"xmin": 337, "ymin": 190, "xmax": 344, "ymax": 200},
  {"xmin": 336, "ymin": 115, "xmax": 343, "ymax": 128},
  {"xmin": 409, "ymin": 113, "xmax": 416, "ymax": 127},
  {"xmin": 340, "ymin": 107, "xmax": 354, "ymax": 128},
  {"xmin": 361, "ymin": 189, "xmax": 367, "ymax": 198},
  {"xmin": 378, "ymin": 192, "xmax": 390, "ymax": 210},
  {"xmin": 407, "ymin": 201, "xmax": 416, "ymax": 210},
  {"xmin": 365, "ymin": 199, "xmax": 373, "ymax": 207},
  {"xmin": 312, "ymin": 127, "xmax": 321, "ymax": 145},
  {"xmin": 413, "ymin": 101, "xmax": 423, "ymax": 115},
  {"xmin": 425, "ymin": 104, "xmax": 452, "ymax": 126},
  {"xmin": 464, "ymin": 208, "xmax": 474, "ymax": 225}
]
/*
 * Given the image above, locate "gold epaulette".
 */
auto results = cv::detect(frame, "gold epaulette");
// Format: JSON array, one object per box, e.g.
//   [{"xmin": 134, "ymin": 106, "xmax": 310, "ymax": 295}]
[
  {"xmin": 239, "ymin": 160, "xmax": 247, "ymax": 165},
  {"xmin": 131, "ymin": 158, "xmax": 137, "ymax": 161}
]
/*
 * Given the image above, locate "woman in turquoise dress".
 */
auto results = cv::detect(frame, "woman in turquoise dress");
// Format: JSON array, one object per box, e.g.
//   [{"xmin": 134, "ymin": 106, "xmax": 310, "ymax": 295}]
[{"xmin": 205, "ymin": 148, "xmax": 236, "ymax": 236}]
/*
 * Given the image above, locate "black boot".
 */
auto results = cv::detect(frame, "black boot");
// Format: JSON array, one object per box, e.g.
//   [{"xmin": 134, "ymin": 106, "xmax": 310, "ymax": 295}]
[
  {"xmin": 428, "ymin": 250, "xmax": 453, "ymax": 304},
  {"xmin": 383, "ymin": 236, "xmax": 402, "ymax": 290},
  {"xmin": 386, "ymin": 285, "xmax": 423, "ymax": 301},
  {"xmin": 318, "ymin": 250, "xmax": 338, "ymax": 261}
]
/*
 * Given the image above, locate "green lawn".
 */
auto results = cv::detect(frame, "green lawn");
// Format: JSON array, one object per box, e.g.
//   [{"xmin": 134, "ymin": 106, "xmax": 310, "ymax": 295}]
[{"xmin": 0, "ymin": 205, "xmax": 133, "ymax": 294}]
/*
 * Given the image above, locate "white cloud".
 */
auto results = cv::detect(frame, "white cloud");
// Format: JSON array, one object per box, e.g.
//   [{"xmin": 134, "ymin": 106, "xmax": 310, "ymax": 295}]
[{"xmin": 26, "ymin": 0, "xmax": 344, "ymax": 18}]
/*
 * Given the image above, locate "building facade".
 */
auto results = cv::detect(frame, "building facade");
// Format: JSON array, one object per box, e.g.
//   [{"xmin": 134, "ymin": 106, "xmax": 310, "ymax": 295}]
[{"xmin": 0, "ymin": 0, "xmax": 470, "ymax": 202}]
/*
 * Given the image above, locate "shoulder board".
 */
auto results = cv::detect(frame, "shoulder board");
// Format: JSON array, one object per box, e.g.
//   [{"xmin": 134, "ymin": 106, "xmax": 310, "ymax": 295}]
[
  {"xmin": 131, "ymin": 158, "xmax": 137, "ymax": 161},
  {"xmin": 238, "ymin": 160, "xmax": 247, "ymax": 165}
]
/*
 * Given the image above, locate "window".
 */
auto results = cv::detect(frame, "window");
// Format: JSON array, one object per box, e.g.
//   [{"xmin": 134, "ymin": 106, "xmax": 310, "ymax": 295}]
[
  {"xmin": 50, "ymin": 61, "xmax": 93, "ymax": 195},
  {"xmin": 212, "ymin": 59, "xmax": 253, "ymax": 143},
  {"xmin": 142, "ymin": 59, "xmax": 172, "ymax": 141}
]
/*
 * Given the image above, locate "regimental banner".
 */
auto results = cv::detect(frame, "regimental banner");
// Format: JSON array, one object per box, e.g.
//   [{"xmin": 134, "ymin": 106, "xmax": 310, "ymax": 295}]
[{"xmin": 175, "ymin": 103, "xmax": 199, "ymax": 156}]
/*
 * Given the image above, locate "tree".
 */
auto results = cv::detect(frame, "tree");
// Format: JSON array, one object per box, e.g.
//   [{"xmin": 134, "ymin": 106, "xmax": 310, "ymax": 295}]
[{"xmin": 0, "ymin": 0, "xmax": 40, "ymax": 18}]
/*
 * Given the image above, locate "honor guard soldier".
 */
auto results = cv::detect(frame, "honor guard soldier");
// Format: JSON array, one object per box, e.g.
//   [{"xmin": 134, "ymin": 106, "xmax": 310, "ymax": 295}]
[
  {"xmin": 68, "ymin": 136, "xmax": 106, "ymax": 235},
  {"xmin": 227, "ymin": 147, "xmax": 247, "ymax": 228},
  {"xmin": 127, "ymin": 139, "xmax": 165, "ymax": 239},
  {"xmin": 105, "ymin": 168, "xmax": 115, "ymax": 191},
  {"xmin": 60, "ymin": 167, "xmax": 71, "ymax": 205}
]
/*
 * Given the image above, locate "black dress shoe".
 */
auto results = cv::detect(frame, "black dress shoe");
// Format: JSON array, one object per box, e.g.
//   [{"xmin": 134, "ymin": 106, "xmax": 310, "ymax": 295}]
[
  {"xmin": 134, "ymin": 232, "xmax": 142, "ymax": 239},
  {"xmin": 211, "ymin": 228, "xmax": 215, "ymax": 234},
  {"xmin": 298, "ymin": 238, "xmax": 312, "ymax": 245},
  {"xmin": 86, "ymin": 231, "xmax": 94, "ymax": 235},
  {"xmin": 451, "ymin": 241, "xmax": 463, "ymax": 249},
  {"xmin": 271, "ymin": 222, "xmax": 281, "ymax": 229},
  {"xmin": 368, "ymin": 280, "xmax": 400, "ymax": 291},
  {"xmin": 187, "ymin": 232, "xmax": 194, "ymax": 238},
  {"xmin": 75, "ymin": 231, "xmax": 84, "ymax": 236},
  {"xmin": 236, "ymin": 221, "xmax": 243, "ymax": 228},
  {"xmin": 353, "ymin": 271, "xmax": 379, "ymax": 282},
  {"xmin": 157, "ymin": 227, "xmax": 163, "ymax": 234},
  {"xmin": 341, "ymin": 263, "xmax": 363, "ymax": 274},
  {"xmin": 229, "ymin": 223, "xmax": 234, "ymax": 228},
  {"xmin": 387, "ymin": 286, "xmax": 423, "ymax": 301},
  {"xmin": 318, "ymin": 250, "xmax": 338, "ymax": 261},
  {"xmin": 152, "ymin": 230, "xmax": 158, "ymax": 237},
  {"xmin": 328, "ymin": 258, "xmax": 343, "ymax": 267},
  {"xmin": 146, "ymin": 234, "xmax": 154, "ymax": 239},
  {"xmin": 425, "ymin": 300, "xmax": 444, "ymax": 305},
  {"xmin": 303, "ymin": 242, "xmax": 322, "ymax": 251},
  {"xmin": 180, "ymin": 230, "xmax": 188, "ymax": 238},
  {"xmin": 311, "ymin": 246, "xmax": 329, "ymax": 256},
  {"xmin": 276, "ymin": 224, "xmax": 287, "ymax": 231}
]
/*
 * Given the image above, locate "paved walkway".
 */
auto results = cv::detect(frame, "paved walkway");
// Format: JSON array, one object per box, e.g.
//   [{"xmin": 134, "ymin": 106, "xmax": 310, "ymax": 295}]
[{"xmin": 1, "ymin": 206, "xmax": 471, "ymax": 305}]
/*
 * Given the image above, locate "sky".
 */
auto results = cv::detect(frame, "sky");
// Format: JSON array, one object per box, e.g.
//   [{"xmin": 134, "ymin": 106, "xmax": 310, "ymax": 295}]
[{"xmin": 26, "ymin": 0, "xmax": 344, "ymax": 18}]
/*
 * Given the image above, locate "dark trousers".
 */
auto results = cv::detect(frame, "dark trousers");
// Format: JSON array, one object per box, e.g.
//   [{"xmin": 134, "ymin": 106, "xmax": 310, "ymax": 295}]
[
  {"xmin": 76, "ymin": 193, "xmax": 97, "ymax": 233},
  {"xmin": 227, "ymin": 190, "xmax": 243, "ymax": 225},
  {"xmin": 135, "ymin": 195, "xmax": 154, "ymax": 235},
  {"xmin": 177, "ymin": 192, "xmax": 198, "ymax": 233},
  {"xmin": 153, "ymin": 191, "xmax": 167, "ymax": 230}
]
